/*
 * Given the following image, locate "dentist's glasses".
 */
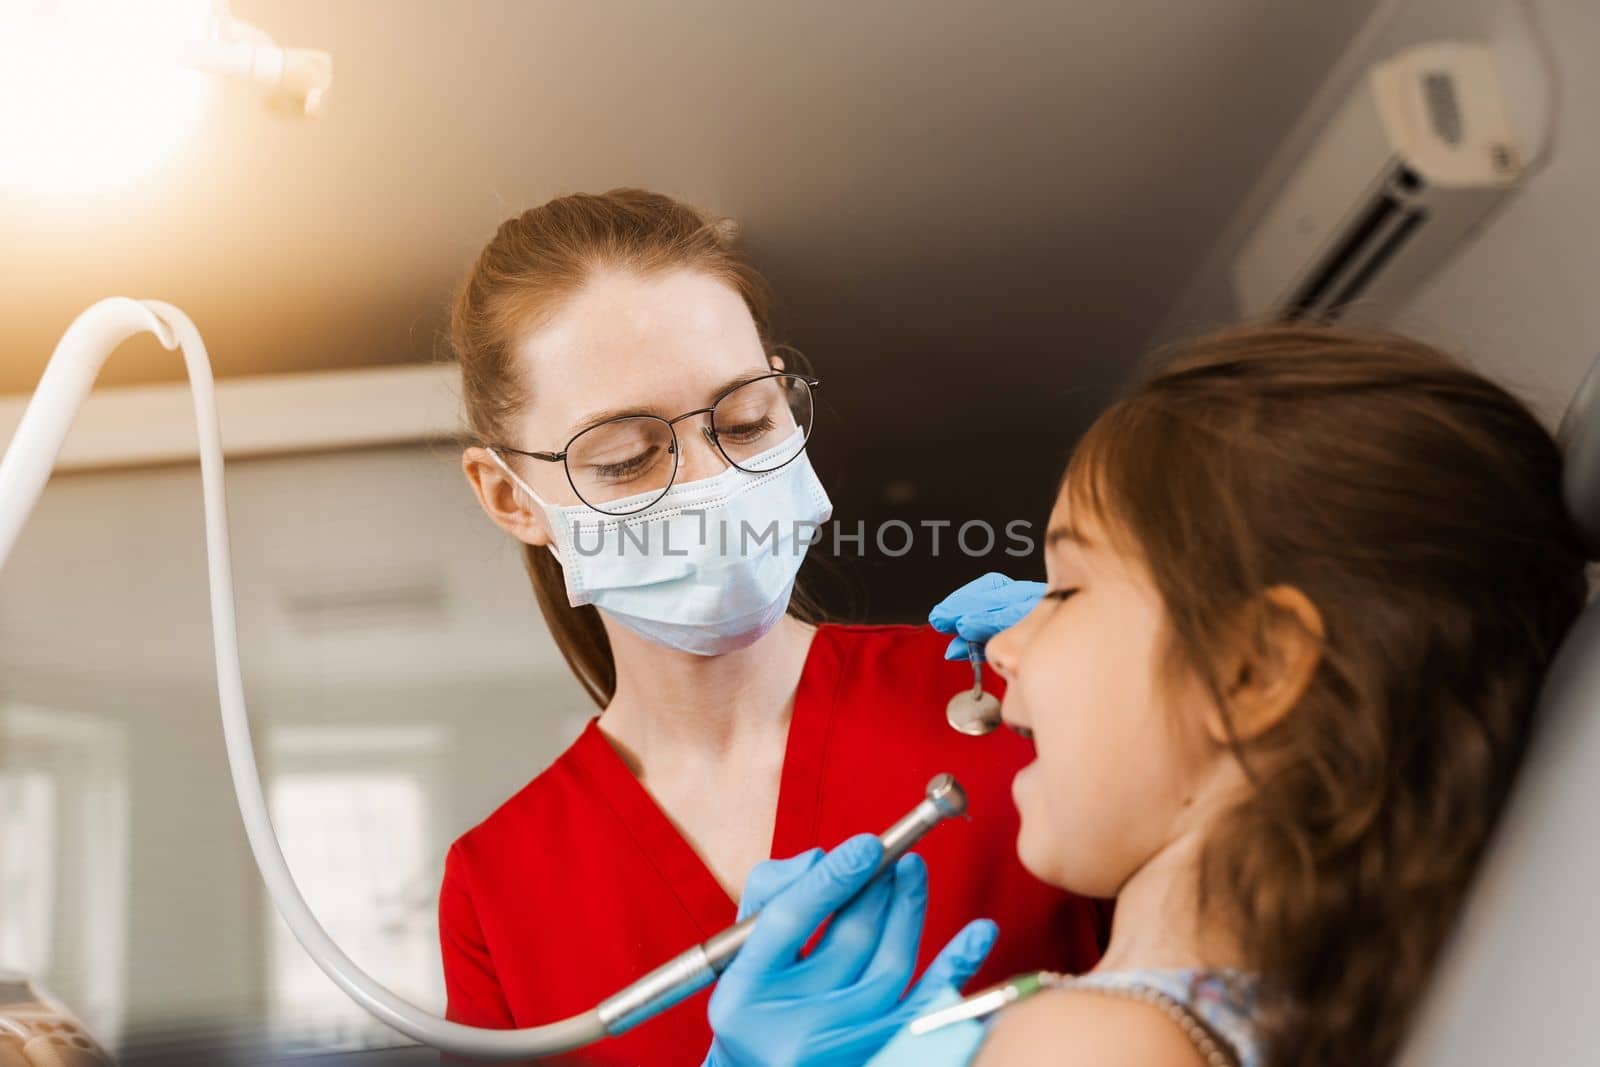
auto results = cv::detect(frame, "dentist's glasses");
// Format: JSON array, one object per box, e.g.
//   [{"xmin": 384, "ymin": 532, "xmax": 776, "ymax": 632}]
[{"xmin": 491, "ymin": 372, "xmax": 819, "ymax": 516}]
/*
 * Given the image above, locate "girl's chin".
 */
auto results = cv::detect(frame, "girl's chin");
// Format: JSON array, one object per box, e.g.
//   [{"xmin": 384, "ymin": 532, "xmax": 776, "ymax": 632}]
[
  {"xmin": 1010, "ymin": 762, "xmax": 1075, "ymax": 888},
  {"xmin": 1011, "ymin": 763, "xmax": 1043, "ymax": 856},
  {"xmin": 1011, "ymin": 758, "xmax": 1037, "ymax": 808},
  {"xmin": 1013, "ymin": 822, "xmax": 1052, "ymax": 884}
]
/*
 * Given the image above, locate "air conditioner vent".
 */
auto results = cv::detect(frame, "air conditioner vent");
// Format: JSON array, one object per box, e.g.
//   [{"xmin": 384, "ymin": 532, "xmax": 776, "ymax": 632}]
[
  {"xmin": 1231, "ymin": 41, "xmax": 1521, "ymax": 323},
  {"xmin": 1285, "ymin": 163, "xmax": 1431, "ymax": 320}
]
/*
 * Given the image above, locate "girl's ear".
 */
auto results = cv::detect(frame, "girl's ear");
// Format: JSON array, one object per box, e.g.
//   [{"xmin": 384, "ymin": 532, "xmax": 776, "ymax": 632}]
[{"xmin": 1206, "ymin": 585, "xmax": 1325, "ymax": 744}]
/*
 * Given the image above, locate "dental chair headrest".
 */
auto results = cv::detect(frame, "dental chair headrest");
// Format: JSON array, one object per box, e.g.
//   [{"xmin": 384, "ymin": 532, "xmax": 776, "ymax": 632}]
[
  {"xmin": 1399, "ymin": 353, "xmax": 1600, "ymax": 1065},
  {"xmin": 1557, "ymin": 352, "xmax": 1600, "ymax": 556}
]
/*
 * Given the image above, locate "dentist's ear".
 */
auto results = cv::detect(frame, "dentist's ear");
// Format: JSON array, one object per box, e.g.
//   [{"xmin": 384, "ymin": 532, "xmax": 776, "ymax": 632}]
[
  {"xmin": 462, "ymin": 447, "xmax": 553, "ymax": 548},
  {"xmin": 1206, "ymin": 585, "xmax": 1325, "ymax": 745}
]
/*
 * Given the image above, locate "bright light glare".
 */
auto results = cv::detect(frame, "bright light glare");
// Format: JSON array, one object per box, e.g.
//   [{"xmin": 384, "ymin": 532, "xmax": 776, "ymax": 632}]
[{"xmin": 0, "ymin": 0, "xmax": 216, "ymax": 196}]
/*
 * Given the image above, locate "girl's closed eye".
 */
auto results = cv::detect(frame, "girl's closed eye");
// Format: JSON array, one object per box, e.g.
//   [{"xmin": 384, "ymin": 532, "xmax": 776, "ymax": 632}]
[{"xmin": 1044, "ymin": 587, "xmax": 1079, "ymax": 603}]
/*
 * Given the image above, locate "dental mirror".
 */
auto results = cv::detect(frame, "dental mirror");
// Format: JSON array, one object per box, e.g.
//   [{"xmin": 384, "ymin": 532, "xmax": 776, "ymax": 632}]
[{"xmin": 946, "ymin": 647, "xmax": 1002, "ymax": 735}]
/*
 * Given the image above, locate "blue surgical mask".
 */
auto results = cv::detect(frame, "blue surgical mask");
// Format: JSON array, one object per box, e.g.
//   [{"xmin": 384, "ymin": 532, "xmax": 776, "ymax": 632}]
[{"xmin": 491, "ymin": 430, "xmax": 832, "ymax": 656}]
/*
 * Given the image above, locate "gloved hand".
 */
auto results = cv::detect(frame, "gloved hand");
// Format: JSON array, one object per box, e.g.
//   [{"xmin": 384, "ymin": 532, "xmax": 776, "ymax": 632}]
[
  {"xmin": 704, "ymin": 835, "xmax": 998, "ymax": 1067},
  {"xmin": 928, "ymin": 572, "xmax": 1047, "ymax": 661}
]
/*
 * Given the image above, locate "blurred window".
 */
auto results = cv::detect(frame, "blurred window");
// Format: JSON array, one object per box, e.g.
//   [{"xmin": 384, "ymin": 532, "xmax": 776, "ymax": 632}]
[
  {"xmin": 266, "ymin": 724, "xmax": 443, "ymax": 1050},
  {"xmin": 0, "ymin": 768, "xmax": 56, "ymax": 972}
]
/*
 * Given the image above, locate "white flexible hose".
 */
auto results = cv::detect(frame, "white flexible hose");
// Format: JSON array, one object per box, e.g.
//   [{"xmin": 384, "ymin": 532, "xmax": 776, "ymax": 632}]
[{"xmin": 0, "ymin": 299, "xmax": 605, "ymax": 1059}]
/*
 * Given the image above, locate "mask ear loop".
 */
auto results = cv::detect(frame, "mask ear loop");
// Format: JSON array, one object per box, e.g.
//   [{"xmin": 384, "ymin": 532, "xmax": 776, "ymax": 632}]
[
  {"xmin": 487, "ymin": 447, "xmax": 553, "ymax": 510},
  {"xmin": 486, "ymin": 448, "xmax": 568, "ymax": 569}
]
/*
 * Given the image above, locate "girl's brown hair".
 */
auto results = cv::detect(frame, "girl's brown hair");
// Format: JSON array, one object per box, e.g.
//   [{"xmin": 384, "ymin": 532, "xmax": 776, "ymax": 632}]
[
  {"xmin": 1067, "ymin": 324, "xmax": 1588, "ymax": 1065},
  {"xmin": 450, "ymin": 188, "xmax": 813, "ymax": 707}
]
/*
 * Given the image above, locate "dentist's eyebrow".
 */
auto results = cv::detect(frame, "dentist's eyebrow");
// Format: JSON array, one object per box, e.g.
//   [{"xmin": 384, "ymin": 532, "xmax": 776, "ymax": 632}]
[
  {"xmin": 567, "ymin": 402, "xmax": 667, "ymax": 438},
  {"xmin": 566, "ymin": 370, "xmax": 778, "ymax": 438},
  {"xmin": 710, "ymin": 369, "xmax": 781, "ymax": 400}
]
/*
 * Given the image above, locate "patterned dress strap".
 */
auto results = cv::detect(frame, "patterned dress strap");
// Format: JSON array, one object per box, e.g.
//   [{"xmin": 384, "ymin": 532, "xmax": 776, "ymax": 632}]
[{"xmin": 1065, "ymin": 980, "xmax": 1240, "ymax": 1067}]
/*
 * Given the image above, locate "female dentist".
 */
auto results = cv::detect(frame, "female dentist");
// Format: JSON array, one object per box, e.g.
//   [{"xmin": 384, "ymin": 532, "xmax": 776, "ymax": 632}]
[{"xmin": 442, "ymin": 188, "xmax": 1105, "ymax": 1064}]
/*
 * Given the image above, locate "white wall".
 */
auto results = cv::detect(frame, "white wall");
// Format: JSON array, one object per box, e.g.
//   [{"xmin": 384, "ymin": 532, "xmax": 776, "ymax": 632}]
[
  {"xmin": 0, "ymin": 445, "xmax": 594, "ymax": 1054},
  {"xmin": 1393, "ymin": 0, "xmax": 1600, "ymax": 422},
  {"xmin": 1157, "ymin": 0, "xmax": 1598, "ymax": 423}
]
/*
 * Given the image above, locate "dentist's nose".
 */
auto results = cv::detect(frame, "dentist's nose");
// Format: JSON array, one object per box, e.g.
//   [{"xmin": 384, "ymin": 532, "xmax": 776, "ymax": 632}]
[{"xmin": 673, "ymin": 418, "xmax": 730, "ymax": 483}]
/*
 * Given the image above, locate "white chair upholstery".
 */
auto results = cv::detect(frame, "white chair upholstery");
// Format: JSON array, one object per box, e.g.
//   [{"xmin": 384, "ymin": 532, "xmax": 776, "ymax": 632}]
[{"xmin": 1400, "ymin": 354, "xmax": 1600, "ymax": 1065}]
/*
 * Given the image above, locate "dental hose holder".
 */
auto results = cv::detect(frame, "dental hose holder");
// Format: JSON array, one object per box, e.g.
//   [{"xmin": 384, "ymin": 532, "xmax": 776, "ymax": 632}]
[{"xmin": 0, "ymin": 298, "xmax": 972, "ymax": 1061}]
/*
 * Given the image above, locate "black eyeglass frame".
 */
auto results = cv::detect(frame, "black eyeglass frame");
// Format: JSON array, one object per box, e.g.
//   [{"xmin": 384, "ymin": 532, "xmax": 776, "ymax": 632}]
[{"xmin": 490, "ymin": 372, "xmax": 821, "ymax": 516}]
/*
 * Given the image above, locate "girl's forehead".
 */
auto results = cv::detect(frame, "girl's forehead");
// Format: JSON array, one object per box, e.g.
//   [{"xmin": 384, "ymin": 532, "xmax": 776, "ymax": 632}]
[
  {"xmin": 1045, "ymin": 491, "xmax": 1150, "ymax": 585},
  {"xmin": 1046, "ymin": 494, "xmax": 1099, "ymax": 549}
]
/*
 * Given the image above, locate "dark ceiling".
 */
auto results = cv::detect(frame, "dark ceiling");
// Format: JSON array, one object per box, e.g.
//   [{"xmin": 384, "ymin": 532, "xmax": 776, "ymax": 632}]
[{"xmin": 1, "ymin": 0, "xmax": 1383, "ymax": 619}]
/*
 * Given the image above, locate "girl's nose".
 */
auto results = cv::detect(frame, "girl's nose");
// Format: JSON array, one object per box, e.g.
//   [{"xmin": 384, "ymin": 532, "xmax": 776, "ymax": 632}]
[{"xmin": 987, "ymin": 622, "xmax": 1019, "ymax": 683}]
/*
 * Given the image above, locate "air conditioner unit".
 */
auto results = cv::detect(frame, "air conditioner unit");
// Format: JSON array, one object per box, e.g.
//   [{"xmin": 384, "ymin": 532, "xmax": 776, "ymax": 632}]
[{"xmin": 1231, "ymin": 42, "xmax": 1522, "ymax": 322}]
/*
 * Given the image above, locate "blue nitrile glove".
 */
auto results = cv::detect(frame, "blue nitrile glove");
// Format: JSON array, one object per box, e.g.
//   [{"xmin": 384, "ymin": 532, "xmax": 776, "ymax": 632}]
[
  {"xmin": 864, "ymin": 984, "xmax": 988, "ymax": 1067},
  {"xmin": 928, "ymin": 572, "xmax": 1047, "ymax": 661},
  {"xmin": 703, "ymin": 834, "xmax": 999, "ymax": 1067}
]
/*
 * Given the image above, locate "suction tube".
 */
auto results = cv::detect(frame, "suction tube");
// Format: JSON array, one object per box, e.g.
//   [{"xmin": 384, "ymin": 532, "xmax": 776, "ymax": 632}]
[{"xmin": 0, "ymin": 299, "xmax": 970, "ymax": 1060}]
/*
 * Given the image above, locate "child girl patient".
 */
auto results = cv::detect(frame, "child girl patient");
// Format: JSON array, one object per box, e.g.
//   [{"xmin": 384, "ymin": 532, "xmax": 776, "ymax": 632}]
[{"xmin": 700, "ymin": 324, "xmax": 1590, "ymax": 1067}]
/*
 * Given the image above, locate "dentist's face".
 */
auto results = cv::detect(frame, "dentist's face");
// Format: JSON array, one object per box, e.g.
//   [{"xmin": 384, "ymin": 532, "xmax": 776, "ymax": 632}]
[
  {"xmin": 471, "ymin": 268, "xmax": 775, "ymax": 545},
  {"xmin": 986, "ymin": 490, "xmax": 1216, "ymax": 897}
]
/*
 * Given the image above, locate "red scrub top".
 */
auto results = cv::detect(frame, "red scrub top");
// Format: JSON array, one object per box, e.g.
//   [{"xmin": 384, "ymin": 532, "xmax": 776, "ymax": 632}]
[{"xmin": 440, "ymin": 623, "xmax": 1106, "ymax": 1065}]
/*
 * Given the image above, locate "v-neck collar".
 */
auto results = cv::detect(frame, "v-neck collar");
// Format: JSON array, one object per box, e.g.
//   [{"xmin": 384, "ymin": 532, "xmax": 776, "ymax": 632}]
[{"xmin": 568, "ymin": 624, "xmax": 844, "ymax": 937}]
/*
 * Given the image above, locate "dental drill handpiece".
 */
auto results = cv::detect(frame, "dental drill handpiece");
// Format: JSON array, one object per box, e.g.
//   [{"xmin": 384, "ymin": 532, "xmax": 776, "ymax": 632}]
[{"xmin": 594, "ymin": 774, "xmax": 969, "ymax": 1036}]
